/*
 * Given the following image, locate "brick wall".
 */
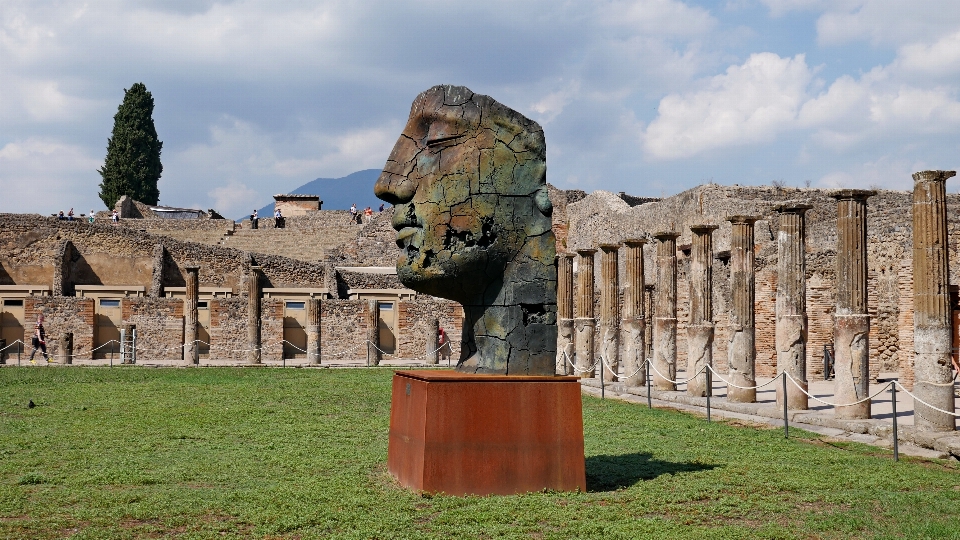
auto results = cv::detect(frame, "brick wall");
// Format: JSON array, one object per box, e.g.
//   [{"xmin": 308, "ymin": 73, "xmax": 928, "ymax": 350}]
[
  {"xmin": 24, "ymin": 297, "xmax": 95, "ymax": 361},
  {"xmin": 208, "ymin": 297, "xmax": 249, "ymax": 363},
  {"xmin": 122, "ymin": 297, "xmax": 184, "ymax": 362},
  {"xmin": 396, "ymin": 298, "xmax": 464, "ymax": 361}
]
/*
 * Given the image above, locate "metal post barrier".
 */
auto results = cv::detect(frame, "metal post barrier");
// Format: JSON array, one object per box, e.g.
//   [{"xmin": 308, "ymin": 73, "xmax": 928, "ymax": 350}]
[
  {"xmin": 705, "ymin": 368, "xmax": 711, "ymax": 422},
  {"xmin": 119, "ymin": 329, "xmax": 126, "ymax": 364},
  {"xmin": 782, "ymin": 373, "xmax": 789, "ymax": 439},
  {"xmin": 132, "ymin": 328, "xmax": 137, "ymax": 364},
  {"xmin": 110, "ymin": 340, "xmax": 114, "ymax": 368},
  {"xmin": 891, "ymin": 383, "xmax": 899, "ymax": 462},
  {"xmin": 18, "ymin": 341, "xmax": 22, "ymax": 366},
  {"xmin": 646, "ymin": 360, "xmax": 652, "ymax": 409},
  {"xmin": 599, "ymin": 356, "xmax": 605, "ymax": 400}
]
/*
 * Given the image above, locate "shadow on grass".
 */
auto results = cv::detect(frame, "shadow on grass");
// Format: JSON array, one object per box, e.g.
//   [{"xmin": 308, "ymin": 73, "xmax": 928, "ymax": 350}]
[{"xmin": 585, "ymin": 452, "xmax": 718, "ymax": 492}]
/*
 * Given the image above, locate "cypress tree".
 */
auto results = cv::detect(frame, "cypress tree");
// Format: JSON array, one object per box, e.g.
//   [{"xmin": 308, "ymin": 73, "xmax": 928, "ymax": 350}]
[{"xmin": 98, "ymin": 83, "xmax": 163, "ymax": 208}]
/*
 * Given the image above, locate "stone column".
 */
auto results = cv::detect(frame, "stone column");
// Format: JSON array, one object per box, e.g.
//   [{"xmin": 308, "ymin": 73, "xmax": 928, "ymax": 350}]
[
  {"xmin": 912, "ymin": 170, "xmax": 957, "ymax": 431},
  {"xmin": 653, "ymin": 232, "xmax": 679, "ymax": 390},
  {"xmin": 367, "ymin": 299, "xmax": 381, "ymax": 366},
  {"xmin": 727, "ymin": 217, "xmax": 759, "ymax": 402},
  {"xmin": 575, "ymin": 249, "xmax": 597, "ymax": 378},
  {"xmin": 556, "ymin": 253, "xmax": 576, "ymax": 375},
  {"xmin": 247, "ymin": 266, "xmax": 262, "ymax": 365},
  {"xmin": 687, "ymin": 225, "xmax": 718, "ymax": 397},
  {"xmin": 598, "ymin": 243, "xmax": 621, "ymax": 382},
  {"xmin": 621, "ymin": 239, "xmax": 647, "ymax": 387},
  {"xmin": 307, "ymin": 298, "xmax": 321, "ymax": 365},
  {"xmin": 183, "ymin": 265, "xmax": 199, "ymax": 366},
  {"xmin": 426, "ymin": 317, "xmax": 440, "ymax": 365},
  {"xmin": 775, "ymin": 204, "xmax": 812, "ymax": 410},
  {"xmin": 831, "ymin": 190, "xmax": 875, "ymax": 419},
  {"xmin": 59, "ymin": 332, "xmax": 73, "ymax": 365}
]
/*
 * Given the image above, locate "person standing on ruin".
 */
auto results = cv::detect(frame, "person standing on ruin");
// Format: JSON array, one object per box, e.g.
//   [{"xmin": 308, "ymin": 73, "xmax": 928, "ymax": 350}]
[
  {"xmin": 350, "ymin": 203, "xmax": 358, "ymax": 224},
  {"xmin": 88, "ymin": 210, "xmax": 95, "ymax": 224},
  {"xmin": 67, "ymin": 208, "xmax": 74, "ymax": 221},
  {"xmin": 378, "ymin": 203, "xmax": 384, "ymax": 213},
  {"xmin": 29, "ymin": 315, "xmax": 51, "ymax": 364},
  {"xmin": 111, "ymin": 210, "xmax": 119, "ymax": 224},
  {"xmin": 364, "ymin": 206, "xmax": 373, "ymax": 223},
  {"xmin": 251, "ymin": 209, "xmax": 259, "ymax": 229}
]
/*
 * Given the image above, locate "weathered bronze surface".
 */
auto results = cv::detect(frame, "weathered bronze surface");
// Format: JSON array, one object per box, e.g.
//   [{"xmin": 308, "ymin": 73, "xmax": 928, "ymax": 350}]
[{"xmin": 375, "ymin": 85, "xmax": 557, "ymax": 375}]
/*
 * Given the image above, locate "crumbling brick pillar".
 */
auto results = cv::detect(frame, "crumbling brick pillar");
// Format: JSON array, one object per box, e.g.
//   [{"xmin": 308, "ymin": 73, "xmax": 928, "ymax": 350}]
[
  {"xmin": 183, "ymin": 265, "xmax": 200, "ymax": 366},
  {"xmin": 727, "ymin": 216, "xmax": 759, "ymax": 403},
  {"xmin": 653, "ymin": 232, "xmax": 679, "ymax": 391},
  {"xmin": 687, "ymin": 225, "xmax": 718, "ymax": 397},
  {"xmin": 831, "ymin": 190, "xmax": 875, "ymax": 419},
  {"xmin": 426, "ymin": 317, "xmax": 440, "ymax": 365},
  {"xmin": 598, "ymin": 243, "xmax": 621, "ymax": 382},
  {"xmin": 621, "ymin": 239, "xmax": 647, "ymax": 386},
  {"xmin": 775, "ymin": 204, "xmax": 812, "ymax": 410},
  {"xmin": 247, "ymin": 266, "xmax": 262, "ymax": 365},
  {"xmin": 367, "ymin": 300, "xmax": 381, "ymax": 366},
  {"xmin": 575, "ymin": 249, "xmax": 597, "ymax": 378},
  {"xmin": 556, "ymin": 253, "xmax": 575, "ymax": 375},
  {"xmin": 307, "ymin": 298, "xmax": 321, "ymax": 365},
  {"xmin": 912, "ymin": 170, "xmax": 957, "ymax": 431}
]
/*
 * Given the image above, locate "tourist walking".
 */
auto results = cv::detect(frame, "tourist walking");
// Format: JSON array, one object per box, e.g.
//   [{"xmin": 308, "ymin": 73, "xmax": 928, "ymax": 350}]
[
  {"xmin": 29, "ymin": 315, "xmax": 51, "ymax": 364},
  {"xmin": 438, "ymin": 326, "xmax": 452, "ymax": 365}
]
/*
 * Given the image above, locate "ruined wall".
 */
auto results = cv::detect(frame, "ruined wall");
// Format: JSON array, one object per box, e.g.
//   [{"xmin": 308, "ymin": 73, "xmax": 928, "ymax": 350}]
[
  {"xmin": 24, "ymin": 296, "xmax": 95, "ymax": 361},
  {"xmin": 122, "ymin": 297, "xmax": 184, "ymax": 362},
  {"xmin": 208, "ymin": 298, "xmax": 248, "ymax": 363},
  {"xmin": 396, "ymin": 298, "xmax": 464, "ymax": 362},
  {"xmin": 320, "ymin": 299, "xmax": 370, "ymax": 361},
  {"xmin": 260, "ymin": 299, "xmax": 285, "ymax": 363}
]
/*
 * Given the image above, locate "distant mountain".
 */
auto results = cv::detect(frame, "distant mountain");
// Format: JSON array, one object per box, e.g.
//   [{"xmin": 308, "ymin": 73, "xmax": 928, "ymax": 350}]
[{"xmin": 246, "ymin": 169, "xmax": 386, "ymax": 220}]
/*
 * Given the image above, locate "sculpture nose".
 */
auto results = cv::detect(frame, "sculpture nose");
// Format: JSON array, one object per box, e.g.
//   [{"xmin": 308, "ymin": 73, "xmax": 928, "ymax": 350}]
[{"xmin": 375, "ymin": 169, "xmax": 417, "ymax": 205}]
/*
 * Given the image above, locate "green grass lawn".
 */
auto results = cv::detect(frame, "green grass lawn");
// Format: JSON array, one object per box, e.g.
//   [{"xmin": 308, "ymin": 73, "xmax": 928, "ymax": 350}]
[{"xmin": 2, "ymin": 367, "xmax": 960, "ymax": 539}]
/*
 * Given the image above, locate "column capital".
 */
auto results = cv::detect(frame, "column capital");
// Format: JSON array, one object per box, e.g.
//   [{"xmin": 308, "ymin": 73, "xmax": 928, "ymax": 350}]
[
  {"xmin": 726, "ymin": 215, "xmax": 760, "ymax": 225},
  {"xmin": 774, "ymin": 202, "xmax": 813, "ymax": 214},
  {"xmin": 690, "ymin": 224, "xmax": 719, "ymax": 234},
  {"xmin": 557, "ymin": 252, "xmax": 576, "ymax": 260},
  {"xmin": 184, "ymin": 265, "xmax": 200, "ymax": 272},
  {"xmin": 913, "ymin": 170, "xmax": 956, "ymax": 184},
  {"xmin": 597, "ymin": 243, "xmax": 620, "ymax": 252},
  {"xmin": 652, "ymin": 231, "xmax": 679, "ymax": 241},
  {"xmin": 623, "ymin": 238, "xmax": 647, "ymax": 247},
  {"xmin": 576, "ymin": 248, "xmax": 597, "ymax": 256},
  {"xmin": 829, "ymin": 189, "xmax": 876, "ymax": 201}
]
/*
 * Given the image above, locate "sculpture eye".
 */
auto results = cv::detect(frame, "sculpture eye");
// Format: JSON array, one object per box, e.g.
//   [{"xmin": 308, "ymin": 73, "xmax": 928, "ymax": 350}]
[{"xmin": 426, "ymin": 134, "xmax": 465, "ymax": 148}]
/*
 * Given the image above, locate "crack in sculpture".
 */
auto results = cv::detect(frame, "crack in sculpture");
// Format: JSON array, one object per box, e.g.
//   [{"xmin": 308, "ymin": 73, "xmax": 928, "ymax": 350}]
[{"xmin": 375, "ymin": 84, "xmax": 558, "ymax": 375}]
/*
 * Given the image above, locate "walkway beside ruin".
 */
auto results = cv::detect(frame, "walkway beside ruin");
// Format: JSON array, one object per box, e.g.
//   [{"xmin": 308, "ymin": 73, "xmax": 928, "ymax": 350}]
[{"xmin": 580, "ymin": 370, "xmax": 960, "ymax": 460}]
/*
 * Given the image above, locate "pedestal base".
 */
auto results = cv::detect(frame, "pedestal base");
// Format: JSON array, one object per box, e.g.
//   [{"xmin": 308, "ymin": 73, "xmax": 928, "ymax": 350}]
[{"xmin": 387, "ymin": 370, "xmax": 586, "ymax": 495}]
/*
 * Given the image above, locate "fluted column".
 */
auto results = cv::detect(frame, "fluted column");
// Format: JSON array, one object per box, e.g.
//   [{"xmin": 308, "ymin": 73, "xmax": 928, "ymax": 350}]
[
  {"xmin": 246, "ymin": 266, "xmax": 262, "ymax": 365},
  {"xmin": 687, "ymin": 225, "xmax": 717, "ymax": 397},
  {"xmin": 426, "ymin": 317, "xmax": 440, "ymax": 365},
  {"xmin": 775, "ymin": 204, "xmax": 812, "ymax": 410},
  {"xmin": 598, "ymin": 244, "xmax": 620, "ymax": 382},
  {"xmin": 183, "ymin": 265, "xmax": 199, "ymax": 366},
  {"xmin": 727, "ymin": 217, "xmax": 759, "ymax": 402},
  {"xmin": 307, "ymin": 298, "xmax": 321, "ymax": 365},
  {"xmin": 912, "ymin": 170, "xmax": 957, "ymax": 431},
  {"xmin": 575, "ymin": 249, "xmax": 597, "ymax": 378},
  {"xmin": 367, "ymin": 300, "xmax": 381, "ymax": 366},
  {"xmin": 653, "ymin": 232, "xmax": 679, "ymax": 390},
  {"xmin": 556, "ymin": 253, "xmax": 576, "ymax": 375},
  {"xmin": 621, "ymin": 239, "xmax": 647, "ymax": 386},
  {"xmin": 832, "ymin": 190, "xmax": 875, "ymax": 419}
]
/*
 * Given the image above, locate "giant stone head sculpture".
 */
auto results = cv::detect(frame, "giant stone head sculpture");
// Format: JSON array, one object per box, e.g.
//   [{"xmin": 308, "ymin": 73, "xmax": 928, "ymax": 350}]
[{"xmin": 375, "ymin": 85, "xmax": 557, "ymax": 375}]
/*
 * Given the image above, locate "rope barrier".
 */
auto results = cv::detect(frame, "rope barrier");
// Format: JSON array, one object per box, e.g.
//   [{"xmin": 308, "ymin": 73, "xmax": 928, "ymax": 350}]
[
  {"xmin": 704, "ymin": 365, "xmax": 783, "ymax": 391},
  {"xmin": 0, "ymin": 340, "xmax": 24, "ymax": 353},
  {"xmin": 783, "ymin": 372, "xmax": 892, "ymax": 407},
  {"xmin": 892, "ymin": 381, "xmax": 960, "ymax": 418}
]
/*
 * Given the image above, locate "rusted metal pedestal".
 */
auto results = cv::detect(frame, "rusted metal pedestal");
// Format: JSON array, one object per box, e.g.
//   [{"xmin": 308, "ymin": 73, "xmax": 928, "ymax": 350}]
[{"xmin": 388, "ymin": 370, "xmax": 586, "ymax": 496}]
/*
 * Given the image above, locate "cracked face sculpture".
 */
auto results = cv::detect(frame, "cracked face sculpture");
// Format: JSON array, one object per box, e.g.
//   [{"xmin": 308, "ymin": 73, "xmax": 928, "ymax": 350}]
[{"xmin": 375, "ymin": 85, "xmax": 557, "ymax": 375}]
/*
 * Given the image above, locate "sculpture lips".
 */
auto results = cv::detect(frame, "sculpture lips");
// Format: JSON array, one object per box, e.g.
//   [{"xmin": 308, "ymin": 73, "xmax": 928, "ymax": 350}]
[{"xmin": 397, "ymin": 226, "xmax": 419, "ymax": 245}]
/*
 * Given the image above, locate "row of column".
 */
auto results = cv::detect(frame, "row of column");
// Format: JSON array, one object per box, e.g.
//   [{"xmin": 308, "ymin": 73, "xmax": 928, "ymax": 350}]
[
  {"xmin": 556, "ymin": 170, "xmax": 956, "ymax": 432},
  {"xmin": 181, "ymin": 264, "xmax": 321, "ymax": 366}
]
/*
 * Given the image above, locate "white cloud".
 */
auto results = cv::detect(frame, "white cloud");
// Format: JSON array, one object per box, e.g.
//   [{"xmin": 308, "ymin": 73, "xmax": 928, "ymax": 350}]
[
  {"xmin": 897, "ymin": 30, "xmax": 960, "ymax": 74},
  {"xmin": 209, "ymin": 180, "xmax": 260, "ymax": 217},
  {"xmin": 817, "ymin": 157, "xmax": 929, "ymax": 190},
  {"xmin": 0, "ymin": 137, "xmax": 102, "ymax": 214},
  {"xmin": 601, "ymin": 0, "xmax": 716, "ymax": 36},
  {"xmin": 643, "ymin": 53, "xmax": 812, "ymax": 159}
]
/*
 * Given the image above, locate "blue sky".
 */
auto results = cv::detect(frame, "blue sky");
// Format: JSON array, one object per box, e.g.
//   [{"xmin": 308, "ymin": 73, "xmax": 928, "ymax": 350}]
[{"xmin": 3, "ymin": 0, "xmax": 960, "ymax": 216}]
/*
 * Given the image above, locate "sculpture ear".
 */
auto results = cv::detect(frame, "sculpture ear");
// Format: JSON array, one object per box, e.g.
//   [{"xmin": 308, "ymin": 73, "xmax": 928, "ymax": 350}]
[{"xmin": 535, "ymin": 187, "xmax": 553, "ymax": 217}]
